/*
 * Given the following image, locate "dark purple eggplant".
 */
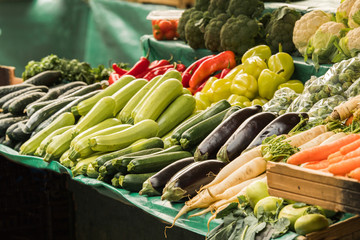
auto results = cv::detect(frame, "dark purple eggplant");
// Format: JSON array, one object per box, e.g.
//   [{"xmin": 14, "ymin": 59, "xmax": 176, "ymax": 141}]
[
  {"xmin": 161, "ymin": 159, "xmax": 226, "ymax": 202},
  {"xmin": 139, "ymin": 157, "xmax": 195, "ymax": 196},
  {"xmin": 217, "ymin": 112, "xmax": 277, "ymax": 162},
  {"xmin": 194, "ymin": 105, "xmax": 262, "ymax": 161},
  {"xmin": 246, "ymin": 112, "xmax": 309, "ymax": 150}
]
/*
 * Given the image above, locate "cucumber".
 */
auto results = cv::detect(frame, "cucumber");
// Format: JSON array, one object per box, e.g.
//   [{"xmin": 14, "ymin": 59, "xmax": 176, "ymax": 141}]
[
  {"xmin": 93, "ymin": 137, "xmax": 165, "ymax": 171},
  {"xmin": 11, "ymin": 120, "xmax": 31, "ymax": 142},
  {"xmin": 25, "ymin": 99, "xmax": 57, "ymax": 117},
  {"xmin": 73, "ymin": 96, "xmax": 115, "ymax": 136},
  {"xmin": 0, "ymin": 113, "xmax": 14, "ymax": 120},
  {"xmin": 8, "ymin": 92, "xmax": 47, "ymax": 115},
  {"xmin": 35, "ymin": 90, "xmax": 101, "ymax": 133},
  {"xmin": 14, "ymin": 141, "xmax": 23, "ymax": 152},
  {"xmin": 69, "ymin": 124, "xmax": 131, "ymax": 161},
  {"xmin": 130, "ymin": 70, "xmax": 182, "ymax": 123},
  {"xmin": 118, "ymin": 76, "xmax": 161, "ymax": 124},
  {"xmin": 72, "ymin": 75, "xmax": 135, "ymax": 116},
  {"xmin": 0, "ymin": 116, "xmax": 27, "ymax": 136},
  {"xmin": 6, "ymin": 121, "xmax": 23, "ymax": 141},
  {"xmin": 23, "ymin": 70, "xmax": 62, "ymax": 86},
  {"xmin": 64, "ymin": 82, "xmax": 103, "ymax": 98},
  {"xmin": 44, "ymin": 126, "xmax": 76, "ymax": 161},
  {"xmin": 0, "ymin": 85, "xmax": 48, "ymax": 108},
  {"xmin": 58, "ymin": 86, "xmax": 85, "ymax": 98},
  {"xmin": 89, "ymin": 119, "xmax": 159, "ymax": 152},
  {"xmin": 119, "ymin": 172, "xmax": 157, "ymax": 192},
  {"xmin": 0, "ymin": 83, "xmax": 34, "ymax": 99},
  {"xmin": 134, "ymin": 79, "xmax": 183, "ymax": 124},
  {"xmin": 127, "ymin": 151, "xmax": 192, "ymax": 174},
  {"xmin": 25, "ymin": 97, "xmax": 79, "ymax": 132},
  {"xmin": 179, "ymin": 108, "xmax": 232, "ymax": 150},
  {"xmin": 156, "ymin": 94, "xmax": 196, "ymax": 137},
  {"xmin": 167, "ymin": 99, "xmax": 231, "ymax": 146},
  {"xmin": 112, "ymin": 78, "xmax": 148, "ymax": 115},
  {"xmin": 20, "ymin": 112, "xmax": 75, "ymax": 155},
  {"xmin": 2, "ymin": 138, "xmax": 16, "ymax": 149}
]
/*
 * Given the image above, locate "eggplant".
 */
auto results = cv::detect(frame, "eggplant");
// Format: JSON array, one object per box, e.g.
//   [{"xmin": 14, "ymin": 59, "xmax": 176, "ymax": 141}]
[
  {"xmin": 194, "ymin": 105, "xmax": 262, "ymax": 161},
  {"xmin": 161, "ymin": 159, "xmax": 226, "ymax": 202},
  {"xmin": 139, "ymin": 157, "xmax": 195, "ymax": 196},
  {"xmin": 246, "ymin": 112, "xmax": 309, "ymax": 150},
  {"xmin": 217, "ymin": 112, "xmax": 277, "ymax": 162}
]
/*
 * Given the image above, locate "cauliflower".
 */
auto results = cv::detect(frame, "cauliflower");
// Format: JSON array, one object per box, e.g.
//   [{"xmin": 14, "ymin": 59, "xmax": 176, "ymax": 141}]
[
  {"xmin": 208, "ymin": 0, "xmax": 230, "ymax": 17},
  {"xmin": 220, "ymin": 15, "xmax": 261, "ymax": 56},
  {"xmin": 306, "ymin": 21, "xmax": 347, "ymax": 69},
  {"xmin": 178, "ymin": 8, "xmax": 196, "ymax": 40},
  {"xmin": 293, "ymin": 10, "xmax": 333, "ymax": 55},
  {"xmin": 185, "ymin": 11, "xmax": 209, "ymax": 49},
  {"xmin": 348, "ymin": 0, "xmax": 360, "ymax": 28},
  {"xmin": 335, "ymin": 27, "xmax": 360, "ymax": 61},
  {"xmin": 264, "ymin": 6, "xmax": 301, "ymax": 54},
  {"xmin": 204, "ymin": 13, "xmax": 230, "ymax": 52},
  {"xmin": 336, "ymin": 0, "xmax": 357, "ymax": 25},
  {"xmin": 226, "ymin": 0, "xmax": 264, "ymax": 18},
  {"xmin": 195, "ymin": 0, "xmax": 211, "ymax": 11}
]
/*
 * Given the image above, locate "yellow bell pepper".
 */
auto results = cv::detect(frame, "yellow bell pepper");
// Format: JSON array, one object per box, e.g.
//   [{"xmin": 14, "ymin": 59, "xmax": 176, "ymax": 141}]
[
  {"xmin": 268, "ymin": 50, "xmax": 294, "ymax": 81},
  {"xmin": 242, "ymin": 45, "xmax": 272, "ymax": 63},
  {"xmin": 227, "ymin": 94, "xmax": 251, "ymax": 107},
  {"xmin": 230, "ymin": 73, "xmax": 258, "ymax": 100},
  {"xmin": 201, "ymin": 76, "xmax": 217, "ymax": 93},
  {"xmin": 258, "ymin": 69, "xmax": 287, "ymax": 100},
  {"xmin": 242, "ymin": 56, "xmax": 268, "ymax": 79},
  {"xmin": 277, "ymin": 80, "xmax": 304, "ymax": 93},
  {"xmin": 209, "ymin": 78, "xmax": 233, "ymax": 103},
  {"xmin": 223, "ymin": 64, "xmax": 245, "ymax": 80},
  {"xmin": 194, "ymin": 92, "xmax": 211, "ymax": 110},
  {"xmin": 254, "ymin": 96, "xmax": 268, "ymax": 105}
]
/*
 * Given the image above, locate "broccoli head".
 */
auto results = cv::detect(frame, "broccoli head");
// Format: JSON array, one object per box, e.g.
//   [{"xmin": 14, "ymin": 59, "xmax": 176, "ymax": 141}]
[
  {"xmin": 204, "ymin": 13, "xmax": 230, "ymax": 52},
  {"xmin": 185, "ymin": 11, "xmax": 210, "ymax": 49},
  {"xmin": 208, "ymin": 0, "xmax": 230, "ymax": 17},
  {"xmin": 227, "ymin": 0, "xmax": 264, "ymax": 18},
  {"xmin": 220, "ymin": 15, "xmax": 261, "ymax": 56},
  {"xmin": 178, "ymin": 8, "xmax": 196, "ymax": 40},
  {"xmin": 195, "ymin": 0, "xmax": 211, "ymax": 11}
]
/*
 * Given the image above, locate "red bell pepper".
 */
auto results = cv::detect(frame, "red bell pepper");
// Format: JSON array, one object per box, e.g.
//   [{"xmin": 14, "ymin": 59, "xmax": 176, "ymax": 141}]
[
  {"xmin": 108, "ymin": 72, "xmax": 121, "ymax": 85},
  {"xmin": 143, "ymin": 64, "xmax": 175, "ymax": 80},
  {"xmin": 219, "ymin": 67, "xmax": 232, "ymax": 78},
  {"xmin": 126, "ymin": 56, "xmax": 150, "ymax": 77},
  {"xmin": 181, "ymin": 55, "xmax": 214, "ymax": 88},
  {"xmin": 112, "ymin": 63, "xmax": 127, "ymax": 76}
]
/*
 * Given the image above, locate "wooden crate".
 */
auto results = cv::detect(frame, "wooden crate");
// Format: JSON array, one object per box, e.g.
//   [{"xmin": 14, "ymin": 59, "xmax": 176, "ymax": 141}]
[{"xmin": 266, "ymin": 161, "xmax": 360, "ymax": 215}]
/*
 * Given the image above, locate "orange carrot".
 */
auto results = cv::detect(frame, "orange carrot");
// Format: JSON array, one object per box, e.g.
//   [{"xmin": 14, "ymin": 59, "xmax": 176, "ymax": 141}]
[
  {"xmin": 328, "ymin": 156, "xmax": 360, "ymax": 176},
  {"xmin": 302, "ymin": 159, "xmax": 329, "ymax": 170},
  {"xmin": 340, "ymin": 138, "xmax": 360, "ymax": 155},
  {"xmin": 342, "ymin": 146, "xmax": 360, "ymax": 160},
  {"xmin": 345, "ymin": 115, "xmax": 354, "ymax": 126},
  {"xmin": 328, "ymin": 155, "xmax": 344, "ymax": 164},
  {"xmin": 327, "ymin": 151, "xmax": 342, "ymax": 160},
  {"xmin": 287, "ymin": 134, "xmax": 360, "ymax": 165},
  {"xmin": 348, "ymin": 167, "xmax": 360, "ymax": 181}
]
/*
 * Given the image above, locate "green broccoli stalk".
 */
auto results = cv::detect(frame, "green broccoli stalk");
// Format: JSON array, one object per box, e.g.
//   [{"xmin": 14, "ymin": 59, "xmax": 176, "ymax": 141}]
[
  {"xmin": 178, "ymin": 8, "xmax": 196, "ymax": 40},
  {"xmin": 227, "ymin": 0, "xmax": 264, "ymax": 18},
  {"xmin": 195, "ymin": 0, "xmax": 211, "ymax": 11},
  {"xmin": 208, "ymin": 0, "xmax": 230, "ymax": 17},
  {"xmin": 264, "ymin": 6, "xmax": 301, "ymax": 54},
  {"xmin": 220, "ymin": 15, "xmax": 261, "ymax": 57},
  {"xmin": 204, "ymin": 13, "xmax": 230, "ymax": 52},
  {"xmin": 185, "ymin": 11, "xmax": 211, "ymax": 49}
]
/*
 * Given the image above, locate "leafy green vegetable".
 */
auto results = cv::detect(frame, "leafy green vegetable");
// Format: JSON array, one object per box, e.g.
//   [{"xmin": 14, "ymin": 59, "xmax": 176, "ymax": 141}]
[
  {"xmin": 185, "ymin": 10, "xmax": 210, "ymax": 49},
  {"xmin": 208, "ymin": 0, "xmax": 230, "ymax": 17},
  {"xmin": 226, "ymin": 0, "xmax": 264, "ymax": 18},
  {"xmin": 178, "ymin": 8, "xmax": 196, "ymax": 40},
  {"xmin": 204, "ymin": 13, "xmax": 230, "ymax": 52},
  {"xmin": 194, "ymin": 0, "xmax": 210, "ymax": 11},
  {"xmin": 261, "ymin": 135, "xmax": 300, "ymax": 162}
]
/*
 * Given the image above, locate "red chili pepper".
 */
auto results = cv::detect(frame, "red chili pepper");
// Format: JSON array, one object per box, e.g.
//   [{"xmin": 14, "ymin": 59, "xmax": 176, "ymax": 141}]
[
  {"xmin": 219, "ymin": 68, "xmax": 232, "ymax": 78},
  {"xmin": 143, "ymin": 64, "xmax": 175, "ymax": 80},
  {"xmin": 126, "ymin": 56, "xmax": 150, "ymax": 77},
  {"xmin": 181, "ymin": 55, "xmax": 214, "ymax": 88},
  {"xmin": 176, "ymin": 63, "xmax": 186, "ymax": 72},
  {"xmin": 108, "ymin": 72, "xmax": 121, "ymax": 85},
  {"xmin": 189, "ymin": 51, "xmax": 236, "ymax": 89},
  {"xmin": 149, "ymin": 57, "xmax": 172, "ymax": 70},
  {"xmin": 112, "ymin": 63, "xmax": 127, "ymax": 76},
  {"xmin": 194, "ymin": 80, "xmax": 207, "ymax": 93},
  {"xmin": 214, "ymin": 72, "xmax": 222, "ymax": 78}
]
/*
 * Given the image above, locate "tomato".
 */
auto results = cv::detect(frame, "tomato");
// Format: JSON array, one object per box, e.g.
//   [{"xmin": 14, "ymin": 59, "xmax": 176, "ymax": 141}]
[
  {"xmin": 153, "ymin": 29, "xmax": 164, "ymax": 41},
  {"xmin": 164, "ymin": 30, "xmax": 176, "ymax": 40},
  {"xmin": 170, "ymin": 19, "xmax": 178, "ymax": 29},
  {"xmin": 159, "ymin": 20, "xmax": 173, "ymax": 33}
]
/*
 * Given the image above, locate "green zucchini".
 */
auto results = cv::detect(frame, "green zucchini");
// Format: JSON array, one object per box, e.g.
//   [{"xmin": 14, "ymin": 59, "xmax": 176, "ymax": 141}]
[
  {"xmin": 44, "ymin": 126, "xmax": 76, "ymax": 161},
  {"xmin": 89, "ymin": 119, "xmax": 159, "ymax": 152},
  {"xmin": 0, "ymin": 85, "xmax": 48, "ymax": 108},
  {"xmin": 119, "ymin": 172, "xmax": 157, "ymax": 192},
  {"xmin": 25, "ymin": 99, "xmax": 57, "ymax": 117},
  {"xmin": 0, "ymin": 83, "xmax": 34, "ymax": 99},
  {"xmin": 58, "ymin": 86, "xmax": 85, "ymax": 98},
  {"xmin": 130, "ymin": 70, "xmax": 182, "ymax": 123},
  {"xmin": 59, "ymin": 149, "xmax": 74, "ymax": 168},
  {"xmin": 0, "ymin": 116, "xmax": 27, "ymax": 137},
  {"xmin": 35, "ymin": 90, "xmax": 101, "ymax": 133},
  {"xmin": 111, "ymin": 172, "xmax": 122, "ymax": 187},
  {"xmin": 93, "ymin": 137, "xmax": 164, "ymax": 171},
  {"xmin": 86, "ymin": 163, "xmax": 99, "ymax": 178},
  {"xmin": 71, "ymin": 153, "xmax": 104, "ymax": 177},
  {"xmin": 118, "ymin": 75, "xmax": 161, "ymax": 124},
  {"xmin": 179, "ymin": 108, "xmax": 230, "ymax": 150},
  {"xmin": 20, "ymin": 112, "xmax": 75, "ymax": 155},
  {"xmin": 127, "ymin": 151, "xmax": 192, "ymax": 173},
  {"xmin": 167, "ymin": 99, "xmax": 231, "ymax": 146},
  {"xmin": 23, "ymin": 70, "xmax": 62, "ymax": 86},
  {"xmin": 69, "ymin": 124, "xmax": 131, "ymax": 161},
  {"xmin": 14, "ymin": 141, "xmax": 23, "ymax": 152},
  {"xmin": 10, "ymin": 120, "xmax": 31, "ymax": 142},
  {"xmin": 8, "ymin": 92, "xmax": 47, "ymax": 115},
  {"xmin": 6, "ymin": 121, "xmax": 23, "ymax": 141},
  {"xmin": 2, "ymin": 138, "xmax": 16, "ymax": 149},
  {"xmin": 25, "ymin": 97, "xmax": 78, "ymax": 132},
  {"xmin": 0, "ymin": 113, "xmax": 14, "ymax": 120},
  {"xmin": 64, "ymin": 82, "xmax": 102, "ymax": 98},
  {"xmin": 73, "ymin": 96, "xmax": 115, "ymax": 136},
  {"xmin": 112, "ymin": 78, "xmax": 148, "ymax": 115},
  {"xmin": 156, "ymin": 94, "xmax": 196, "ymax": 137},
  {"xmin": 134, "ymin": 79, "xmax": 183, "ymax": 124},
  {"xmin": 72, "ymin": 75, "xmax": 135, "ymax": 116}
]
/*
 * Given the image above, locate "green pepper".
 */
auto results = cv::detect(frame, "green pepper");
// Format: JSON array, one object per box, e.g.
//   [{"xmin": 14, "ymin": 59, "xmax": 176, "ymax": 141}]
[
  {"xmin": 268, "ymin": 47, "xmax": 294, "ymax": 81},
  {"xmin": 208, "ymin": 78, "xmax": 233, "ymax": 103},
  {"xmin": 194, "ymin": 92, "xmax": 211, "ymax": 110},
  {"xmin": 242, "ymin": 56, "xmax": 268, "ymax": 80},
  {"xmin": 278, "ymin": 80, "xmax": 304, "ymax": 93},
  {"xmin": 227, "ymin": 94, "xmax": 250, "ymax": 107},
  {"xmin": 258, "ymin": 69, "xmax": 287, "ymax": 100},
  {"xmin": 223, "ymin": 64, "xmax": 244, "ymax": 80},
  {"xmin": 230, "ymin": 73, "xmax": 258, "ymax": 100},
  {"xmin": 241, "ymin": 45, "xmax": 272, "ymax": 63}
]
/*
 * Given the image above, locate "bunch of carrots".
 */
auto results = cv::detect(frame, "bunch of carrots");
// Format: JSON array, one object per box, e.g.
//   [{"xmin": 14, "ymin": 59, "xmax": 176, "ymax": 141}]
[{"xmin": 287, "ymin": 132, "xmax": 360, "ymax": 181}]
